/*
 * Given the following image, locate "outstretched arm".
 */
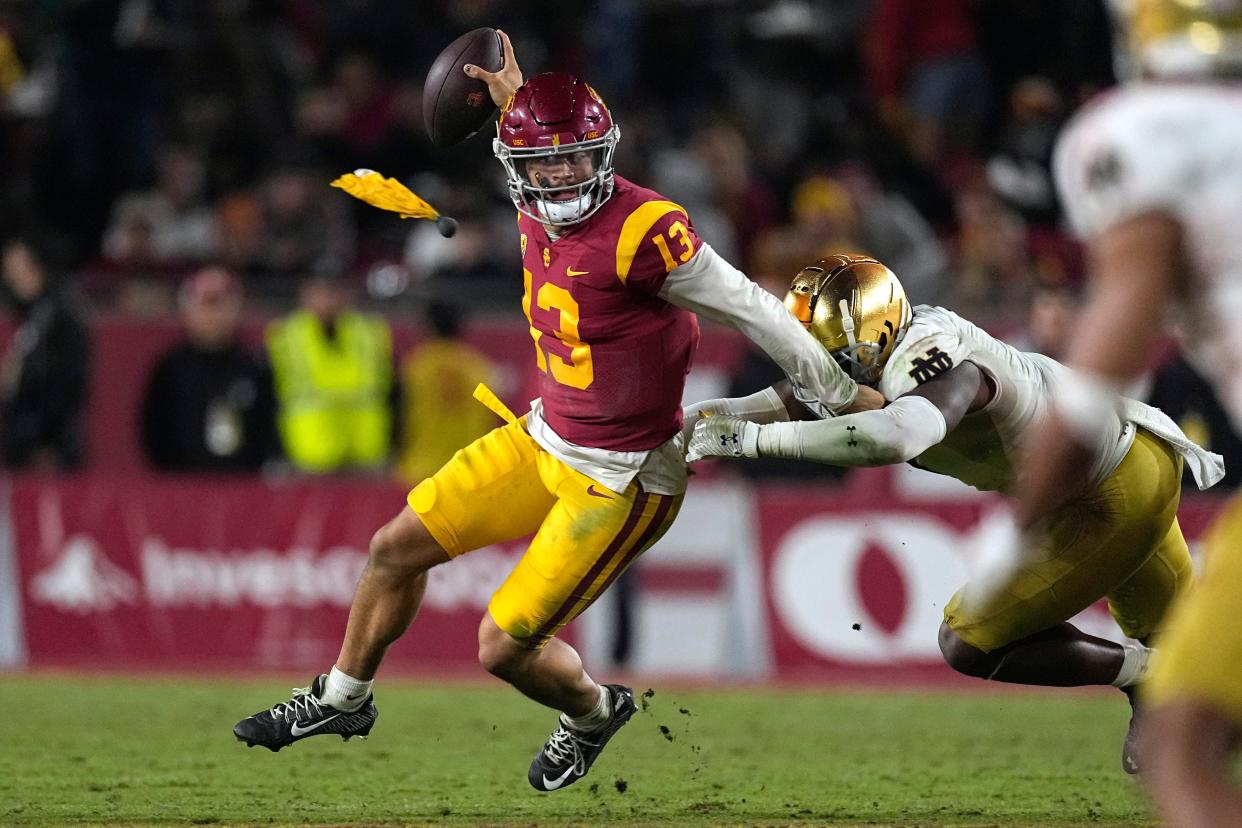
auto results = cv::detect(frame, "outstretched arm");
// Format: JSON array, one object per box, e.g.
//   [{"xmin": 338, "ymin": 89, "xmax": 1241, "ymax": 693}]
[
  {"xmin": 680, "ymin": 380, "xmax": 883, "ymax": 454},
  {"xmin": 689, "ymin": 361, "xmax": 986, "ymax": 466},
  {"xmin": 660, "ymin": 245, "xmax": 860, "ymax": 415},
  {"xmin": 463, "ymin": 29, "xmax": 524, "ymax": 106}
]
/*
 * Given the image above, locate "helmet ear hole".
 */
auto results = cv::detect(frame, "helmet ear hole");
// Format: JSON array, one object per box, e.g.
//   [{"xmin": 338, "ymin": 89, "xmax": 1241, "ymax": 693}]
[{"xmin": 878, "ymin": 332, "xmax": 888, "ymax": 351}]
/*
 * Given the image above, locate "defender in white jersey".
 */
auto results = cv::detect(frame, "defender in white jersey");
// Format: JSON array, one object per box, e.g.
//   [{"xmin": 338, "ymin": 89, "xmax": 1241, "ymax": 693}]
[
  {"xmin": 1014, "ymin": 2, "xmax": 1242, "ymax": 823},
  {"xmin": 686, "ymin": 255, "xmax": 1223, "ymax": 775}
]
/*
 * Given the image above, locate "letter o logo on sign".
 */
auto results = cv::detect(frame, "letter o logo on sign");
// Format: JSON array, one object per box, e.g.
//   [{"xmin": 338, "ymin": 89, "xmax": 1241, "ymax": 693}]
[{"xmin": 771, "ymin": 515, "xmax": 968, "ymax": 663}]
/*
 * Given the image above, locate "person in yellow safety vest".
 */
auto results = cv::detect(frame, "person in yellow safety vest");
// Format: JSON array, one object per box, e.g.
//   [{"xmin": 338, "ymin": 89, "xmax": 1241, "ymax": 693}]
[
  {"xmin": 266, "ymin": 275, "xmax": 393, "ymax": 473},
  {"xmin": 396, "ymin": 300, "xmax": 497, "ymax": 484}
]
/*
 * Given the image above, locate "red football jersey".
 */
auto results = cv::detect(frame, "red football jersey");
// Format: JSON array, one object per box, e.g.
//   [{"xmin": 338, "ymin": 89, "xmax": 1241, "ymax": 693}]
[{"xmin": 518, "ymin": 175, "xmax": 703, "ymax": 451}]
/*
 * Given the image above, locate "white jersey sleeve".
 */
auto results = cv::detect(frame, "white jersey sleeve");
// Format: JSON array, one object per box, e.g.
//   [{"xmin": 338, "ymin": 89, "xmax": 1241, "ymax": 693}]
[{"xmin": 659, "ymin": 244, "xmax": 858, "ymax": 416}]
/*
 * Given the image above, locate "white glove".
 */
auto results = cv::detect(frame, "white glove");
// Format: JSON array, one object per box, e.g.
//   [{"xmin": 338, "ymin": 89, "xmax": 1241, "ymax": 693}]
[
  {"xmin": 687, "ymin": 415, "xmax": 760, "ymax": 462},
  {"xmin": 678, "ymin": 387, "xmax": 789, "ymax": 458},
  {"xmin": 677, "ymin": 401, "xmax": 714, "ymax": 458}
]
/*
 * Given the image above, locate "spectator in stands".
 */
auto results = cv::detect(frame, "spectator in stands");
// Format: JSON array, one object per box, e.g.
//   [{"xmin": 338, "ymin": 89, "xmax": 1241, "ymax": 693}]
[
  {"xmin": 102, "ymin": 145, "xmax": 217, "ymax": 268},
  {"xmin": 141, "ymin": 266, "xmax": 275, "ymax": 472},
  {"xmin": 0, "ymin": 237, "xmax": 89, "ymax": 469},
  {"xmin": 866, "ymin": 0, "xmax": 990, "ymax": 166},
  {"xmin": 258, "ymin": 165, "xmax": 356, "ymax": 282},
  {"xmin": 952, "ymin": 173, "xmax": 1034, "ymax": 321},
  {"xmin": 690, "ymin": 122, "xmax": 780, "ymax": 272},
  {"xmin": 332, "ymin": 52, "xmax": 394, "ymax": 159},
  {"xmin": 1016, "ymin": 281, "xmax": 1077, "ymax": 361},
  {"xmin": 833, "ymin": 163, "xmax": 950, "ymax": 306},
  {"xmin": 790, "ymin": 174, "xmax": 865, "ymax": 257},
  {"xmin": 396, "ymin": 300, "xmax": 496, "ymax": 485},
  {"xmin": 214, "ymin": 192, "xmax": 266, "ymax": 278},
  {"xmin": 986, "ymin": 76, "xmax": 1065, "ymax": 228},
  {"xmin": 266, "ymin": 274, "xmax": 392, "ymax": 474}
]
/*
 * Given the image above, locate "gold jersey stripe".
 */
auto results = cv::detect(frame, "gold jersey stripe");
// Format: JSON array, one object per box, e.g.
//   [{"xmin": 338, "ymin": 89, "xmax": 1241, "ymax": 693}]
[{"xmin": 615, "ymin": 199, "xmax": 687, "ymax": 284}]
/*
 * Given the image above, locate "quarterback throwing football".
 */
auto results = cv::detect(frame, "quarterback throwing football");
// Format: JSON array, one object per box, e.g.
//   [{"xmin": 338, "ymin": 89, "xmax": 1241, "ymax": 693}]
[{"xmin": 234, "ymin": 33, "xmax": 878, "ymax": 791}]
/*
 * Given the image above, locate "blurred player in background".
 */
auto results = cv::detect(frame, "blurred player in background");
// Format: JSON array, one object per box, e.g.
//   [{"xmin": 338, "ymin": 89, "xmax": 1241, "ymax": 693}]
[
  {"xmin": 1011, "ymin": 2, "xmax": 1242, "ymax": 823},
  {"xmin": 394, "ymin": 300, "xmax": 496, "ymax": 485},
  {"xmin": 235, "ymin": 32, "xmax": 880, "ymax": 791},
  {"xmin": 686, "ymin": 255, "xmax": 1222, "ymax": 774}
]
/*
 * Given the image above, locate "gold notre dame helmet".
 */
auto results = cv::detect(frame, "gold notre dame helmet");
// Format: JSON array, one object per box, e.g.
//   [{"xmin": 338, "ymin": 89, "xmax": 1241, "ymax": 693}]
[
  {"xmin": 1112, "ymin": 0, "xmax": 1242, "ymax": 78},
  {"xmin": 784, "ymin": 254, "xmax": 911, "ymax": 385}
]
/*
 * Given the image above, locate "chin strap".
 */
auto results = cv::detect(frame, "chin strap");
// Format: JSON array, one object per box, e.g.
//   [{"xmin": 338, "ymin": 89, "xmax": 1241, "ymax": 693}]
[{"xmin": 838, "ymin": 299, "xmax": 857, "ymax": 347}]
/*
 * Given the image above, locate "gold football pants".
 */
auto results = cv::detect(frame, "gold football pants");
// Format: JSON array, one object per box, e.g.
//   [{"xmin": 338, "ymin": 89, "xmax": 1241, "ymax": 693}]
[
  {"xmin": 408, "ymin": 416, "xmax": 681, "ymax": 647},
  {"xmin": 946, "ymin": 428, "xmax": 1193, "ymax": 652},
  {"xmin": 1146, "ymin": 492, "xmax": 1242, "ymax": 725}
]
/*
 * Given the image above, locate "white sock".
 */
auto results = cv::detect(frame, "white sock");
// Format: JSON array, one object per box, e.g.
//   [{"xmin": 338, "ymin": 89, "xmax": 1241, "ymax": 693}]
[
  {"xmin": 560, "ymin": 685, "xmax": 611, "ymax": 733},
  {"xmin": 1111, "ymin": 643, "xmax": 1152, "ymax": 688},
  {"xmin": 320, "ymin": 666, "xmax": 373, "ymax": 711}
]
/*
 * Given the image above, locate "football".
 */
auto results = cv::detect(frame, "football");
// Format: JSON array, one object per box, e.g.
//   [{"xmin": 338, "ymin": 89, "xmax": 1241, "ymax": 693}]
[{"xmin": 423, "ymin": 27, "xmax": 504, "ymax": 147}]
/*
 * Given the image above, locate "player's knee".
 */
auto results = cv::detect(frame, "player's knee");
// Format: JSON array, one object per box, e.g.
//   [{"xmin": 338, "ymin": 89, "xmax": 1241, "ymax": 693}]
[
  {"xmin": 368, "ymin": 511, "xmax": 442, "ymax": 577},
  {"xmin": 477, "ymin": 616, "xmax": 526, "ymax": 678},
  {"xmin": 938, "ymin": 622, "xmax": 993, "ymax": 677}
]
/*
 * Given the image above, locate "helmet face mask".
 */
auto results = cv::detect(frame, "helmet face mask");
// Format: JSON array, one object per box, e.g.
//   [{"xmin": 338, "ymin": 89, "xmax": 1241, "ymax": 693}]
[
  {"xmin": 493, "ymin": 73, "xmax": 620, "ymax": 227},
  {"xmin": 784, "ymin": 254, "xmax": 912, "ymax": 386},
  {"xmin": 494, "ymin": 132, "xmax": 619, "ymax": 226},
  {"xmin": 833, "ymin": 340, "xmax": 886, "ymax": 385}
]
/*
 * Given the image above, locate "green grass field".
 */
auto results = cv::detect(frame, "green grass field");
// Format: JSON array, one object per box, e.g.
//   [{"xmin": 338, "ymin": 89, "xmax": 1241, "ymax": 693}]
[{"xmin": 0, "ymin": 674, "xmax": 1154, "ymax": 827}]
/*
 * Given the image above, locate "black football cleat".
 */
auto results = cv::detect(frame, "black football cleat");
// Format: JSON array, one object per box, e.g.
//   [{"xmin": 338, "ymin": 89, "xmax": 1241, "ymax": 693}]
[
  {"xmin": 528, "ymin": 684, "xmax": 636, "ymax": 792},
  {"xmin": 233, "ymin": 674, "xmax": 377, "ymax": 752},
  {"xmin": 1121, "ymin": 684, "xmax": 1142, "ymax": 775}
]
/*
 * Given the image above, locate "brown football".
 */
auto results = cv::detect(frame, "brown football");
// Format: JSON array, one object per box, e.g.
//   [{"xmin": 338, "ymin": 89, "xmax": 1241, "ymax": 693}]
[{"xmin": 422, "ymin": 28, "xmax": 503, "ymax": 147}]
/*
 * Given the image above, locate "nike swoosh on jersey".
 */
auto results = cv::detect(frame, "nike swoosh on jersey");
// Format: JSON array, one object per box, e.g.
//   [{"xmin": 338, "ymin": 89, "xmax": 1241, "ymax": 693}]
[
  {"xmin": 586, "ymin": 485, "xmax": 614, "ymax": 499},
  {"xmin": 542, "ymin": 765, "xmax": 577, "ymax": 790},
  {"xmin": 566, "ymin": 267, "xmax": 589, "ymax": 277},
  {"xmin": 290, "ymin": 714, "xmax": 341, "ymax": 737}
]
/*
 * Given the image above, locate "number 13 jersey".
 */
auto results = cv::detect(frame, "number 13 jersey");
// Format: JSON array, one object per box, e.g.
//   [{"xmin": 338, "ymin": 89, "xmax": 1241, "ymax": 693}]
[{"xmin": 518, "ymin": 175, "xmax": 702, "ymax": 455}]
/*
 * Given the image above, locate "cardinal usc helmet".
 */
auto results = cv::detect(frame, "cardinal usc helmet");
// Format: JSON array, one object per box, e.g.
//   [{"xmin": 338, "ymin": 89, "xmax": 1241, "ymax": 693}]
[
  {"xmin": 1110, "ymin": 0, "xmax": 1242, "ymax": 78},
  {"xmin": 493, "ymin": 72, "xmax": 620, "ymax": 226},
  {"xmin": 784, "ymin": 254, "xmax": 912, "ymax": 385}
]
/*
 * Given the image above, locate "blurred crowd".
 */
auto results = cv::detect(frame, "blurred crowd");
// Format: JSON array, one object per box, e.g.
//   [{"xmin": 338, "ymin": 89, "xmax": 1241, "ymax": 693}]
[
  {"xmin": 1, "ymin": 0, "xmax": 1240, "ymax": 488},
  {"xmin": 2, "ymin": 0, "xmax": 1113, "ymax": 312}
]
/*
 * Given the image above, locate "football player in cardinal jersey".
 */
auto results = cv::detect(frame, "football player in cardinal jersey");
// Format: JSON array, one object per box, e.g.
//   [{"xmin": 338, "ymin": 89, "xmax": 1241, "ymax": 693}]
[
  {"xmin": 234, "ymin": 31, "xmax": 880, "ymax": 791},
  {"xmin": 686, "ymin": 255, "xmax": 1223, "ymax": 776},
  {"xmin": 1010, "ymin": 2, "xmax": 1242, "ymax": 823}
]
